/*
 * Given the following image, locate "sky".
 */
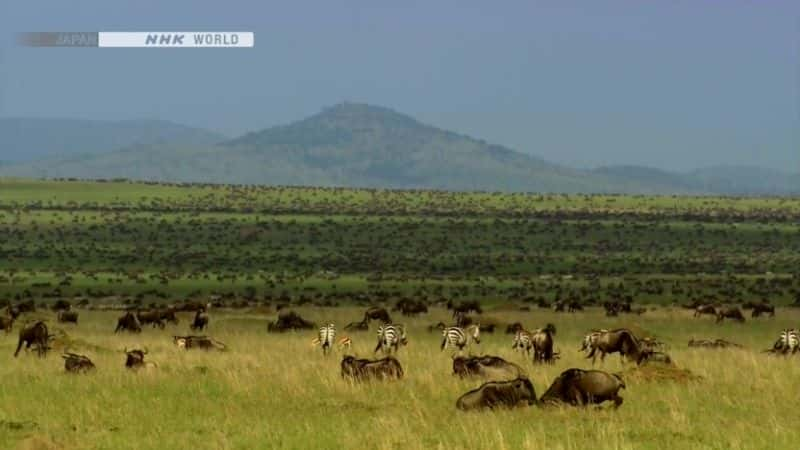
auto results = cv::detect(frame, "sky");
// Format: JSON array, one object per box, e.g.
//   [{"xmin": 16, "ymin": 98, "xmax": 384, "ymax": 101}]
[{"xmin": 0, "ymin": 0, "xmax": 797, "ymax": 172}]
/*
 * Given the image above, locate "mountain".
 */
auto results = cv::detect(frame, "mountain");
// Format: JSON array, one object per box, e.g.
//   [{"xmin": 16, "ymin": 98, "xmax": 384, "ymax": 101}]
[
  {"xmin": 0, "ymin": 104, "xmax": 797, "ymax": 195},
  {"xmin": 0, "ymin": 118, "xmax": 226, "ymax": 162}
]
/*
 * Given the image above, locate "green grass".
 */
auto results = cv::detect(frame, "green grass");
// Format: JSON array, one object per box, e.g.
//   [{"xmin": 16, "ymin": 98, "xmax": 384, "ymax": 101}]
[{"xmin": 0, "ymin": 307, "xmax": 798, "ymax": 449}]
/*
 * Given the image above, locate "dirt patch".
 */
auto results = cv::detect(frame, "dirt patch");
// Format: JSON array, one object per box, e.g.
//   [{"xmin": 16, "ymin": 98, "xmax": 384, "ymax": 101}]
[{"xmin": 619, "ymin": 365, "xmax": 702, "ymax": 384}]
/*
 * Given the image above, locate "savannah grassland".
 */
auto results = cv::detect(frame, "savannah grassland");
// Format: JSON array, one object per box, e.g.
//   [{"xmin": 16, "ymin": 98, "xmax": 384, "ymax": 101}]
[{"xmin": 1, "ymin": 179, "xmax": 800, "ymax": 450}]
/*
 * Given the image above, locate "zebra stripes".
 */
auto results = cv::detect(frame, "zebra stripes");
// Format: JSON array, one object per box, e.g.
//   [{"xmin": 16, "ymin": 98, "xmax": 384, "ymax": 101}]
[
  {"xmin": 512, "ymin": 330, "xmax": 533, "ymax": 355},
  {"xmin": 375, "ymin": 324, "xmax": 407, "ymax": 354},
  {"xmin": 774, "ymin": 329, "xmax": 800, "ymax": 354},
  {"xmin": 441, "ymin": 324, "xmax": 480, "ymax": 351},
  {"xmin": 318, "ymin": 323, "xmax": 336, "ymax": 355}
]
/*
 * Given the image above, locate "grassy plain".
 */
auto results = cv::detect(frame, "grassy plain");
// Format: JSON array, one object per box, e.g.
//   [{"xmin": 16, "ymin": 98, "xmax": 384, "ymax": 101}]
[
  {"xmin": 1, "ymin": 179, "xmax": 800, "ymax": 449},
  {"xmin": 0, "ymin": 307, "xmax": 797, "ymax": 450}
]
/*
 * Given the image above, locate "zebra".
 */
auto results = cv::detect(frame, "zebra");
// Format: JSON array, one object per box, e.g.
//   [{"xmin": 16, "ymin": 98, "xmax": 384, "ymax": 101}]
[
  {"xmin": 774, "ymin": 329, "xmax": 800, "ymax": 354},
  {"xmin": 374, "ymin": 324, "xmax": 407, "ymax": 354},
  {"xmin": 318, "ymin": 323, "xmax": 336, "ymax": 355},
  {"xmin": 441, "ymin": 324, "xmax": 480, "ymax": 352},
  {"xmin": 579, "ymin": 329, "xmax": 608, "ymax": 357},
  {"xmin": 512, "ymin": 329, "xmax": 533, "ymax": 355}
]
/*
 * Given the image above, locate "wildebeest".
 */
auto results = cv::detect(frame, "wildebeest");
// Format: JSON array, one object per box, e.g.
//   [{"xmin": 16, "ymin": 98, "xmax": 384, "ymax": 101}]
[
  {"xmin": 455, "ymin": 377, "xmax": 537, "ymax": 411},
  {"xmin": 539, "ymin": 368, "xmax": 625, "ymax": 408},
  {"xmin": 190, "ymin": 309, "xmax": 209, "ymax": 331},
  {"xmin": 505, "ymin": 322, "xmax": 524, "ymax": 335},
  {"xmin": 115, "ymin": 312, "xmax": 142, "ymax": 333},
  {"xmin": 716, "ymin": 307, "xmax": 745, "ymax": 323},
  {"xmin": 532, "ymin": 323, "xmax": 557, "ymax": 364},
  {"xmin": 6, "ymin": 305, "xmax": 20, "ymax": 320},
  {"xmin": 57, "ymin": 310, "xmax": 79, "ymax": 324},
  {"xmin": 136, "ymin": 310, "xmax": 165, "ymax": 329},
  {"xmin": 51, "ymin": 299, "xmax": 71, "ymax": 311},
  {"xmin": 14, "ymin": 321, "xmax": 52, "ymax": 357},
  {"xmin": 340, "ymin": 355, "xmax": 404, "ymax": 382},
  {"xmin": 688, "ymin": 338, "xmax": 741, "ymax": 348},
  {"xmin": 751, "ymin": 303, "xmax": 775, "ymax": 318},
  {"xmin": 585, "ymin": 329, "xmax": 642, "ymax": 365},
  {"xmin": 344, "ymin": 320, "xmax": 369, "ymax": 331},
  {"xmin": 363, "ymin": 307, "xmax": 391, "ymax": 324},
  {"xmin": 567, "ymin": 301, "xmax": 584, "ymax": 312},
  {"xmin": 694, "ymin": 304, "xmax": 717, "ymax": 317},
  {"xmin": 62, "ymin": 353, "xmax": 95, "ymax": 373},
  {"xmin": 449, "ymin": 300, "xmax": 482, "ymax": 317},
  {"xmin": 0, "ymin": 315, "xmax": 14, "ymax": 334},
  {"xmin": 173, "ymin": 335, "xmax": 226, "ymax": 351},
  {"xmin": 636, "ymin": 349, "xmax": 674, "ymax": 365},
  {"xmin": 427, "ymin": 321, "xmax": 446, "ymax": 333},
  {"xmin": 124, "ymin": 347, "xmax": 157, "ymax": 370},
  {"xmin": 452, "ymin": 355, "xmax": 524, "ymax": 381},
  {"xmin": 159, "ymin": 308, "xmax": 180, "ymax": 325},
  {"xmin": 394, "ymin": 299, "xmax": 428, "ymax": 316},
  {"xmin": 267, "ymin": 311, "xmax": 315, "ymax": 332}
]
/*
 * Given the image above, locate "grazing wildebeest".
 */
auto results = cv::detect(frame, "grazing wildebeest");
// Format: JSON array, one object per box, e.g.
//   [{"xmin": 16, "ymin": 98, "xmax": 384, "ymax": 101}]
[
  {"xmin": 124, "ymin": 348, "xmax": 157, "ymax": 370},
  {"xmin": 751, "ymin": 303, "xmax": 775, "ymax": 318},
  {"xmin": 136, "ymin": 310, "xmax": 165, "ymax": 329},
  {"xmin": 340, "ymin": 355, "xmax": 404, "ymax": 382},
  {"xmin": 694, "ymin": 304, "xmax": 717, "ymax": 318},
  {"xmin": 450, "ymin": 300, "xmax": 482, "ymax": 317},
  {"xmin": 190, "ymin": 309, "xmax": 209, "ymax": 331},
  {"xmin": 539, "ymin": 368, "xmax": 625, "ymax": 408},
  {"xmin": 455, "ymin": 377, "xmax": 537, "ymax": 411},
  {"xmin": 173, "ymin": 335, "xmax": 226, "ymax": 351},
  {"xmin": 585, "ymin": 329, "xmax": 642, "ymax": 365},
  {"xmin": 363, "ymin": 307, "xmax": 391, "ymax": 324},
  {"xmin": 452, "ymin": 355, "xmax": 524, "ymax": 381},
  {"xmin": 62, "ymin": 353, "xmax": 95, "ymax": 373},
  {"xmin": 57, "ymin": 310, "xmax": 78, "ymax": 324},
  {"xmin": 267, "ymin": 311, "xmax": 315, "ymax": 332},
  {"xmin": 567, "ymin": 301, "xmax": 584, "ymax": 312},
  {"xmin": 0, "ymin": 315, "xmax": 14, "ymax": 334},
  {"xmin": 344, "ymin": 320, "xmax": 369, "ymax": 331},
  {"xmin": 532, "ymin": 323, "xmax": 557, "ymax": 364},
  {"xmin": 14, "ymin": 321, "xmax": 51, "ymax": 357},
  {"xmin": 716, "ymin": 307, "xmax": 745, "ymax": 323},
  {"xmin": 394, "ymin": 299, "xmax": 428, "ymax": 316},
  {"xmin": 115, "ymin": 312, "xmax": 142, "ymax": 333},
  {"xmin": 159, "ymin": 308, "xmax": 180, "ymax": 325}
]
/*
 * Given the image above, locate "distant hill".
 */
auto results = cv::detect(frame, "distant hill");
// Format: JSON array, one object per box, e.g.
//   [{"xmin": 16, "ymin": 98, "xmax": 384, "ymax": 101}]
[
  {"xmin": 1, "ymin": 104, "xmax": 798, "ymax": 195},
  {"xmin": 0, "ymin": 118, "xmax": 226, "ymax": 162}
]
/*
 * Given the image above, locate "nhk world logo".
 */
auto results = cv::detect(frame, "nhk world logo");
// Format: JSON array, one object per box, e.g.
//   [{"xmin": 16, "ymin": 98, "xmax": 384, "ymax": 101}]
[{"xmin": 18, "ymin": 32, "xmax": 254, "ymax": 48}]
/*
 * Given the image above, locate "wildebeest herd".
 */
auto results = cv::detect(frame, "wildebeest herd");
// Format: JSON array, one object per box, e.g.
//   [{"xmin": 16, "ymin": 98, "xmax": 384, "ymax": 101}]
[{"xmin": 3, "ymin": 295, "xmax": 798, "ymax": 413}]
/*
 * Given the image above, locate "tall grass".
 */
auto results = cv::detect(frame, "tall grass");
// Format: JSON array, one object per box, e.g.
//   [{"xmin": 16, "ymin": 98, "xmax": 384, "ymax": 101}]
[{"xmin": 0, "ymin": 307, "xmax": 798, "ymax": 449}]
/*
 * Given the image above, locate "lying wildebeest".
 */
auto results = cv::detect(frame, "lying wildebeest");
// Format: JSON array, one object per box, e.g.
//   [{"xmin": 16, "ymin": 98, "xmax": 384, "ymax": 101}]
[
  {"xmin": 344, "ymin": 320, "xmax": 369, "ymax": 331},
  {"xmin": 173, "ymin": 335, "xmax": 226, "ymax": 351},
  {"xmin": 455, "ymin": 377, "xmax": 537, "ymax": 411},
  {"xmin": 716, "ymin": 307, "xmax": 745, "ymax": 323},
  {"xmin": 539, "ymin": 368, "xmax": 625, "ymax": 408},
  {"xmin": 585, "ymin": 329, "xmax": 642, "ymax": 365},
  {"xmin": 636, "ymin": 349, "xmax": 673, "ymax": 365},
  {"xmin": 190, "ymin": 309, "xmax": 209, "ymax": 331},
  {"xmin": 0, "ymin": 314, "xmax": 14, "ymax": 334},
  {"xmin": 694, "ymin": 304, "xmax": 717, "ymax": 317},
  {"xmin": 136, "ymin": 310, "xmax": 165, "ymax": 329},
  {"xmin": 57, "ymin": 310, "xmax": 78, "ymax": 324},
  {"xmin": 14, "ymin": 321, "xmax": 52, "ymax": 357},
  {"xmin": 532, "ymin": 323, "xmax": 557, "ymax": 364},
  {"xmin": 479, "ymin": 323, "xmax": 496, "ymax": 333},
  {"xmin": 751, "ymin": 303, "xmax": 775, "ymax": 318},
  {"xmin": 452, "ymin": 355, "xmax": 524, "ymax": 381},
  {"xmin": 124, "ymin": 348, "xmax": 157, "ymax": 370},
  {"xmin": 115, "ymin": 312, "xmax": 142, "ymax": 333},
  {"xmin": 62, "ymin": 353, "xmax": 95, "ymax": 373},
  {"xmin": 688, "ymin": 338, "xmax": 741, "ymax": 348},
  {"xmin": 267, "ymin": 311, "xmax": 316, "ymax": 332},
  {"xmin": 340, "ymin": 355, "xmax": 404, "ymax": 382},
  {"xmin": 363, "ymin": 307, "xmax": 391, "ymax": 324}
]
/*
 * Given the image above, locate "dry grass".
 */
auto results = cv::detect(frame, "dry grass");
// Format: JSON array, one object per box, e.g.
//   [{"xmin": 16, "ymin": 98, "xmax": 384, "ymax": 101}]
[{"xmin": 0, "ymin": 307, "xmax": 798, "ymax": 449}]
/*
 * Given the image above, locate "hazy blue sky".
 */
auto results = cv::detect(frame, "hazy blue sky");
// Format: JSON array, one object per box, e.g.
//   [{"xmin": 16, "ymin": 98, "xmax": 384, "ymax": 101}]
[{"xmin": 0, "ymin": 1, "xmax": 797, "ymax": 172}]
